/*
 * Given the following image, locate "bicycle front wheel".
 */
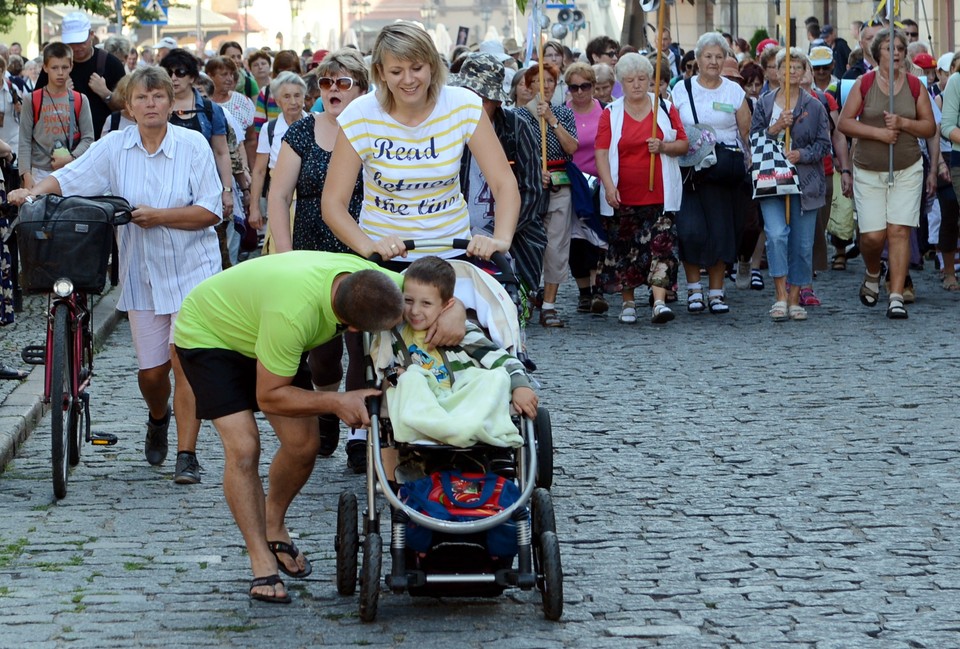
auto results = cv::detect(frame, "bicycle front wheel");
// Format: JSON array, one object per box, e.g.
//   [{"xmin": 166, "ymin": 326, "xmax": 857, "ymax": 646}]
[{"xmin": 50, "ymin": 304, "xmax": 73, "ymax": 499}]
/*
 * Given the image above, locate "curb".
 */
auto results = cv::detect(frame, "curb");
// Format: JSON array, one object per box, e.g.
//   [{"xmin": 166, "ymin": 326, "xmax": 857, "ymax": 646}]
[{"xmin": 0, "ymin": 287, "xmax": 123, "ymax": 473}]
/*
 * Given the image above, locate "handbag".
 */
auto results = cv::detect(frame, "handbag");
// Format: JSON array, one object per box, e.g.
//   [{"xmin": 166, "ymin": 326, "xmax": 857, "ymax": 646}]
[
  {"xmin": 749, "ymin": 131, "xmax": 801, "ymax": 200},
  {"xmin": 399, "ymin": 470, "xmax": 524, "ymax": 557},
  {"xmin": 682, "ymin": 78, "xmax": 745, "ymax": 184}
]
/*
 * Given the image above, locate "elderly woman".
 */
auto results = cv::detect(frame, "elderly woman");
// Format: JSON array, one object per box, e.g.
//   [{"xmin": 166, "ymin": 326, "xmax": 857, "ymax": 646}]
[
  {"xmin": 595, "ymin": 53, "xmax": 688, "ymax": 325},
  {"xmin": 838, "ymin": 27, "xmax": 936, "ymax": 319},
  {"xmin": 542, "ymin": 40, "xmax": 567, "ymax": 105},
  {"xmin": 750, "ymin": 48, "xmax": 831, "ymax": 321},
  {"xmin": 8, "ymin": 66, "xmax": 222, "ymax": 486},
  {"xmin": 0, "ymin": 56, "xmax": 19, "ymax": 151},
  {"xmin": 248, "ymin": 71, "xmax": 307, "ymax": 235},
  {"xmin": 515, "ymin": 62, "xmax": 579, "ymax": 326},
  {"xmin": 592, "ymin": 63, "xmax": 615, "ymax": 105},
  {"xmin": 206, "ymin": 56, "xmax": 256, "ymax": 161},
  {"xmin": 672, "ymin": 32, "xmax": 751, "ymax": 315},
  {"xmin": 938, "ymin": 54, "xmax": 960, "ymax": 289},
  {"xmin": 266, "ymin": 49, "xmax": 368, "ymax": 466}
]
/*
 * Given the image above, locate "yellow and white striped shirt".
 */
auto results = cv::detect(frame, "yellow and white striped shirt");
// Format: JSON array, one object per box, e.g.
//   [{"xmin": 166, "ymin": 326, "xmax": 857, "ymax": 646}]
[{"xmin": 337, "ymin": 86, "xmax": 482, "ymax": 259}]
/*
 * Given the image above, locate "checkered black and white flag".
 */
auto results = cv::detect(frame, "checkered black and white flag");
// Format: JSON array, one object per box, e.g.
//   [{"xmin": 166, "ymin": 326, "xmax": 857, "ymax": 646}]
[{"xmin": 750, "ymin": 132, "xmax": 801, "ymax": 200}]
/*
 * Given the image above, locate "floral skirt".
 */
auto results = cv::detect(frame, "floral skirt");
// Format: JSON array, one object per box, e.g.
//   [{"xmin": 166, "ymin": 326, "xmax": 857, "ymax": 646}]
[{"xmin": 599, "ymin": 204, "xmax": 678, "ymax": 292}]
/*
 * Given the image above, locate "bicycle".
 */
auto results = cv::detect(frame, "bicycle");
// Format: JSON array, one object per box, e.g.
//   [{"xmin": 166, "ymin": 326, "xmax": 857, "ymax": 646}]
[{"xmin": 11, "ymin": 196, "xmax": 132, "ymax": 499}]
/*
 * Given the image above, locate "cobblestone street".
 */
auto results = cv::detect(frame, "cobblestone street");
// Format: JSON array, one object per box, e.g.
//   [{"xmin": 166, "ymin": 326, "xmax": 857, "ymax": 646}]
[{"xmin": 2, "ymin": 259, "xmax": 960, "ymax": 648}]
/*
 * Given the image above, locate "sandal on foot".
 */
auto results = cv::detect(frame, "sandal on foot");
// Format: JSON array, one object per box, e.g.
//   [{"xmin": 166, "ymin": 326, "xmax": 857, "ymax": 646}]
[
  {"xmin": 944, "ymin": 275, "xmax": 960, "ymax": 291},
  {"xmin": 769, "ymin": 300, "xmax": 788, "ymax": 322},
  {"xmin": 267, "ymin": 540, "xmax": 313, "ymax": 579},
  {"xmin": 831, "ymin": 255, "xmax": 847, "ymax": 271},
  {"xmin": 750, "ymin": 270, "xmax": 765, "ymax": 290},
  {"xmin": 619, "ymin": 301, "xmax": 637, "ymax": 324},
  {"xmin": 250, "ymin": 574, "xmax": 292, "ymax": 604},
  {"xmin": 859, "ymin": 273, "xmax": 880, "ymax": 307},
  {"xmin": 708, "ymin": 294, "xmax": 729, "ymax": 314},
  {"xmin": 576, "ymin": 296, "xmax": 591, "ymax": 313},
  {"xmin": 886, "ymin": 295, "xmax": 908, "ymax": 320},
  {"xmin": 788, "ymin": 305, "xmax": 808, "ymax": 321},
  {"xmin": 651, "ymin": 302, "xmax": 675, "ymax": 324},
  {"xmin": 590, "ymin": 294, "xmax": 609, "ymax": 314},
  {"xmin": 687, "ymin": 290, "xmax": 705, "ymax": 314},
  {"xmin": 539, "ymin": 309, "xmax": 564, "ymax": 328}
]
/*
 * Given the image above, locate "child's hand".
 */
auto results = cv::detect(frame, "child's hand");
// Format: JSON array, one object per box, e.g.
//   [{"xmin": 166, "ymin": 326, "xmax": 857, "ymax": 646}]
[{"xmin": 511, "ymin": 387, "xmax": 538, "ymax": 420}]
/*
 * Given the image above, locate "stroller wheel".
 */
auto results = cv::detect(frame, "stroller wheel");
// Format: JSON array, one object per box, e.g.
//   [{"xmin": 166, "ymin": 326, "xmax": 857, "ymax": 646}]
[
  {"xmin": 359, "ymin": 532, "xmax": 382, "ymax": 622},
  {"xmin": 335, "ymin": 491, "xmax": 359, "ymax": 596},
  {"xmin": 531, "ymin": 488, "xmax": 556, "ymax": 539},
  {"xmin": 538, "ymin": 531, "xmax": 563, "ymax": 621},
  {"xmin": 533, "ymin": 406, "xmax": 554, "ymax": 489}
]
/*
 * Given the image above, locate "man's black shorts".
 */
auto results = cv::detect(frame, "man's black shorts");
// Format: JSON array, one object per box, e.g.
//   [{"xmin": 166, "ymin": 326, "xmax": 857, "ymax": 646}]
[{"xmin": 175, "ymin": 347, "xmax": 312, "ymax": 420}]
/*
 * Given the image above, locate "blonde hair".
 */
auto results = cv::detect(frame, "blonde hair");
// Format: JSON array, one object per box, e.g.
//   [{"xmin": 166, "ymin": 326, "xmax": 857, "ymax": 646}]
[
  {"xmin": 316, "ymin": 48, "xmax": 370, "ymax": 93},
  {"xmin": 370, "ymin": 22, "xmax": 446, "ymax": 113}
]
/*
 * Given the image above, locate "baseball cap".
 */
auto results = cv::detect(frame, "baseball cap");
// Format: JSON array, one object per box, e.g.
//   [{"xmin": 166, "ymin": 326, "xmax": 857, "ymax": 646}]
[
  {"xmin": 451, "ymin": 52, "xmax": 507, "ymax": 103},
  {"xmin": 938, "ymin": 52, "xmax": 956, "ymax": 73},
  {"xmin": 755, "ymin": 38, "xmax": 779, "ymax": 57},
  {"xmin": 912, "ymin": 53, "xmax": 936, "ymax": 70},
  {"xmin": 820, "ymin": 24, "xmax": 835, "ymax": 37},
  {"xmin": 809, "ymin": 46, "xmax": 834, "ymax": 67},
  {"xmin": 156, "ymin": 36, "xmax": 179, "ymax": 51},
  {"xmin": 61, "ymin": 11, "xmax": 92, "ymax": 44}
]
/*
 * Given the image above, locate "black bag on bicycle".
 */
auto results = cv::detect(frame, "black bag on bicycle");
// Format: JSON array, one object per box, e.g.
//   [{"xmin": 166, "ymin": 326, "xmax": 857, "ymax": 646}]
[{"xmin": 16, "ymin": 195, "xmax": 132, "ymax": 294}]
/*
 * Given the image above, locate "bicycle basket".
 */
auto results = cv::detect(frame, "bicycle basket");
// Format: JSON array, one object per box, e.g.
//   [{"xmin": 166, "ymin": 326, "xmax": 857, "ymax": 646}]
[{"xmin": 16, "ymin": 195, "xmax": 128, "ymax": 294}]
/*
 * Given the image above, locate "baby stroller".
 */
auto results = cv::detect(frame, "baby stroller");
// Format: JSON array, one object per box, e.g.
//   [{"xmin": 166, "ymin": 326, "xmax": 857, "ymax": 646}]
[{"xmin": 335, "ymin": 239, "xmax": 561, "ymax": 621}]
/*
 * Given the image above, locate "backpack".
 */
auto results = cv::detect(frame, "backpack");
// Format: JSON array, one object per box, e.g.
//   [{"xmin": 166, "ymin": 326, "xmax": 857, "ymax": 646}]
[
  {"xmin": 856, "ymin": 70, "xmax": 921, "ymax": 117},
  {"xmin": 266, "ymin": 117, "xmax": 278, "ymax": 148},
  {"xmin": 31, "ymin": 89, "xmax": 83, "ymax": 149},
  {"xmin": 809, "ymin": 88, "xmax": 836, "ymax": 134}
]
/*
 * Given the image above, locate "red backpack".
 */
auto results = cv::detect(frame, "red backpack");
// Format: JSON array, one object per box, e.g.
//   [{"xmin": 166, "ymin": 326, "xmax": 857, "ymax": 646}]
[
  {"xmin": 856, "ymin": 70, "xmax": 921, "ymax": 117},
  {"xmin": 31, "ymin": 88, "xmax": 83, "ymax": 148}
]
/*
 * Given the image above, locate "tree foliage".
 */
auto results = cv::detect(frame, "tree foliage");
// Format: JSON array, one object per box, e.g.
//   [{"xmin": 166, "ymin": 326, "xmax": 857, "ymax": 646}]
[{"xmin": 0, "ymin": 0, "xmax": 168, "ymax": 32}]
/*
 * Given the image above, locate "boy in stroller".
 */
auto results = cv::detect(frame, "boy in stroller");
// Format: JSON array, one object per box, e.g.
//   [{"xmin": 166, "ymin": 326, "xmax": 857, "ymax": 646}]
[{"xmin": 384, "ymin": 256, "xmax": 537, "ymax": 451}]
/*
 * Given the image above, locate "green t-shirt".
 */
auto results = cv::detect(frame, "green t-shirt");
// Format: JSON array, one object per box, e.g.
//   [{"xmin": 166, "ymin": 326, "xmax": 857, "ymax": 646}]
[{"xmin": 174, "ymin": 251, "xmax": 403, "ymax": 376}]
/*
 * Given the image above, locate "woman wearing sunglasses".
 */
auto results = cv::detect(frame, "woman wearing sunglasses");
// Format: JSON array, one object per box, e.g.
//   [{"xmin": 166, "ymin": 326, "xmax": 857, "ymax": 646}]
[
  {"xmin": 266, "ymin": 49, "xmax": 368, "ymax": 468},
  {"xmin": 160, "ymin": 49, "xmax": 233, "ymax": 225},
  {"xmin": 563, "ymin": 61, "xmax": 608, "ymax": 316}
]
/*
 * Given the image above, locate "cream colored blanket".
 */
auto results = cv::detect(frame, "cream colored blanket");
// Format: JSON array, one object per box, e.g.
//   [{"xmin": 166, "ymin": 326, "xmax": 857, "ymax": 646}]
[{"xmin": 387, "ymin": 365, "xmax": 522, "ymax": 448}]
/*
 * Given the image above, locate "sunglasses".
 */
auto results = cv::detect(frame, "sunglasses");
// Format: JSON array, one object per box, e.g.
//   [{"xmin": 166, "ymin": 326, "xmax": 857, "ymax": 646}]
[
  {"xmin": 567, "ymin": 82, "xmax": 594, "ymax": 93},
  {"xmin": 603, "ymin": 50, "xmax": 618, "ymax": 58},
  {"xmin": 905, "ymin": 31, "xmax": 918, "ymax": 37},
  {"xmin": 318, "ymin": 76, "xmax": 355, "ymax": 91},
  {"xmin": 167, "ymin": 67, "xmax": 191, "ymax": 79}
]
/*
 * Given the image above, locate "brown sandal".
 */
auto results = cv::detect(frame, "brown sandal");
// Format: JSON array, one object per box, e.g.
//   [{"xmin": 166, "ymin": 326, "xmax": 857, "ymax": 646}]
[
  {"xmin": 539, "ymin": 309, "xmax": 564, "ymax": 328},
  {"xmin": 831, "ymin": 255, "xmax": 846, "ymax": 271}
]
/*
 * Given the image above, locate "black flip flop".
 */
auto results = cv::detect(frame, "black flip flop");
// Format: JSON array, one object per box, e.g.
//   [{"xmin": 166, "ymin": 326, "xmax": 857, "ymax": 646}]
[
  {"xmin": 249, "ymin": 574, "xmax": 291, "ymax": 604},
  {"xmin": 267, "ymin": 540, "xmax": 312, "ymax": 579}
]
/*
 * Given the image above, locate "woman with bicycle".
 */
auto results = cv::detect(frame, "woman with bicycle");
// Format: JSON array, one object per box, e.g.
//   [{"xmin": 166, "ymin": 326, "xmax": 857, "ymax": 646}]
[{"xmin": 7, "ymin": 65, "xmax": 224, "ymax": 485}]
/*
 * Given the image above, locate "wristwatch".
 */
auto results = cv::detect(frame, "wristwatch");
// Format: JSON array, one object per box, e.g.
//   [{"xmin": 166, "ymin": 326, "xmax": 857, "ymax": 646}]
[
  {"xmin": 550, "ymin": 121, "xmax": 560, "ymax": 130},
  {"xmin": 222, "ymin": 187, "xmax": 233, "ymax": 193},
  {"xmin": 104, "ymin": 93, "xmax": 113, "ymax": 104},
  {"xmin": 840, "ymin": 169, "xmax": 851, "ymax": 176}
]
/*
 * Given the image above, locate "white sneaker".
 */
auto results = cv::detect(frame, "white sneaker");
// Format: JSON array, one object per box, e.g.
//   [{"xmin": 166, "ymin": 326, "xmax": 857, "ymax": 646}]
[{"xmin": 735, "ymin": 261, "xmax": 751, "ymax": 290}]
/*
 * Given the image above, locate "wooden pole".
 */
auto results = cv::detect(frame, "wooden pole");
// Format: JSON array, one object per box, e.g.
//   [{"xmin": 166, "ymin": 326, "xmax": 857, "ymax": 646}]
[
  {"xmin": 784, "ymin": 0, "xmax": 791, "ymax": 225},
  {"xmin": 649, "ymin": 0, "xmax": 666, "ymax": 192},
  {"xmin": 538, "ymin": 36, "xmax": 547, "ymax": 176}
]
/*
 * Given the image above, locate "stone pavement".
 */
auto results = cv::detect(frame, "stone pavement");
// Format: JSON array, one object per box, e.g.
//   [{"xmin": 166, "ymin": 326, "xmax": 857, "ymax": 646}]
[{"xmin": 1, "ymin": 258, "xmax": 960, "ymax": 648}]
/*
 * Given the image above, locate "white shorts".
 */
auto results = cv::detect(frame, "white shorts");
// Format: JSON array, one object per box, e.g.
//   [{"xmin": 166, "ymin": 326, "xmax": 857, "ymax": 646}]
[
  {"xmin": 853, "ymin": 158, "xmax": 923, "ymax": 233},
  {"xmin": 127, "ymin": 310, "xmax": 178, "ymax": 370}
]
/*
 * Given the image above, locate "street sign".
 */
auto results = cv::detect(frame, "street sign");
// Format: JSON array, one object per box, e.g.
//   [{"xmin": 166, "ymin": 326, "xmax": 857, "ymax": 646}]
[{"xmin": 141, "ymin": 0, "xmax": 169, "ymax": 26}]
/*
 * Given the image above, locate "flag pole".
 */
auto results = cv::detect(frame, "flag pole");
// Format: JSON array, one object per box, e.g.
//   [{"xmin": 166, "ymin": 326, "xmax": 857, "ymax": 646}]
[
  {"xmin": 888, "ymin": 0, "xmax": 896, "ymax": 186},
  {"xmin": 783, "ymin": 0, "xmax": 791, "ymax": 225},
  {"xmin": 649, "ymin": 0, "xmax": 666, "ymax": 191}
]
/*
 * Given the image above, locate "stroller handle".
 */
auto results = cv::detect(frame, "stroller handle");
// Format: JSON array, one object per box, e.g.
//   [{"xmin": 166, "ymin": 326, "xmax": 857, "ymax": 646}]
[{"xmin": 368, "ymin": 238, "xmax": 519, "ymax": 288}]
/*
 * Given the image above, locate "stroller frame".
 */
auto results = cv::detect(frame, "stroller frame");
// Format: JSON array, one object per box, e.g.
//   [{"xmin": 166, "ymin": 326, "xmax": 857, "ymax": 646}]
[{"xmin": 335, "ymin": 239, "xmax": 562, "ymax": 622}]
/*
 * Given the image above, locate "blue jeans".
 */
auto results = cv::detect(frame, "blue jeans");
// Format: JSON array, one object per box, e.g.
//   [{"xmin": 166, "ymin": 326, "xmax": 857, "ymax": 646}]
[{"xmin": 760, "ymin": 195, "xmax": 817, "ymax": 286}]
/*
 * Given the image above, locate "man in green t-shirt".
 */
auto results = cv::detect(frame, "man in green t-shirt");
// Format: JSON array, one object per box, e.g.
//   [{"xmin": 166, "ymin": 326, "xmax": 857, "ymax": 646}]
[{"xmin": 174, "ymin": 251, "xmax": 404, "ymax": 604}]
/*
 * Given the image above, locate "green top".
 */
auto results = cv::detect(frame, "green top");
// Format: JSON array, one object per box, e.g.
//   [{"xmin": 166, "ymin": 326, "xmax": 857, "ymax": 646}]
[
  {"xmin": 941, "ymin": 72, "xmax": 960, "ymax": 154},
  {"xmin": 174, "ymin": 251, "xmax": 402, "ymax": 376}
]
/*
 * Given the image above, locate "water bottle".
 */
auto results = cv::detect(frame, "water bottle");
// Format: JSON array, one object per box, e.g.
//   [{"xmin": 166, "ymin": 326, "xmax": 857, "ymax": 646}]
[{"xmin": 53, "ymin": 139, "xmax": 68, "ymax": 158}]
